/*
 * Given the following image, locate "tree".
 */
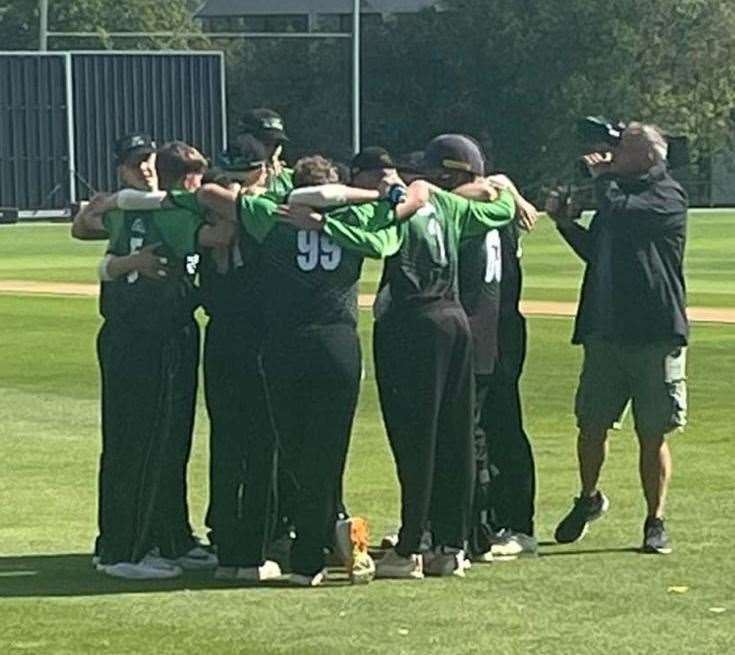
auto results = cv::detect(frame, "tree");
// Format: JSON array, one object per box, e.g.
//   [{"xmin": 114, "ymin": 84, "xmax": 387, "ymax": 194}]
[{"xmin": 0, "ymin": 0, "xmax": 205, "ymax": 50}]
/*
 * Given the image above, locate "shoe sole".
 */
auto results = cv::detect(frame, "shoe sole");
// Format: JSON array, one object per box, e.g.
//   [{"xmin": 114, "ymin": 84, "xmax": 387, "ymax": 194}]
[
  {"xmin": 641, "ymin": 545, "xmax": 672, "ymax": 555},
  {"xmin": 555, "ymin": 495, "xmax": 610, "ymax": 544},
  {"xmin": 176, "ymin": 558, "xmax": 219, "ymax": 571},
  {"xmin": 492, "ymin": 551, "xmax": 539, "ymax": 561},
  {"xmin": 375, "ymin": 569, "xmax": 424, "ymax": 580}
]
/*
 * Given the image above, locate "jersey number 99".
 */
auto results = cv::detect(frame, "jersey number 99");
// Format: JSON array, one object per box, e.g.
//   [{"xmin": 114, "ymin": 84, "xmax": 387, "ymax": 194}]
[{"xmin": 296, "ymin": 230, "xmax": 342, "ymax": 272}]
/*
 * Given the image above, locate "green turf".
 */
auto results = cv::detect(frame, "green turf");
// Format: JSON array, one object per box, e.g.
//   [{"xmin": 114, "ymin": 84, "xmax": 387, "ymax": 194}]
[
  {"xmin": 0, "ymin": 289, "xmax": 733, "ymax": 654},
  {"xmin": 2, "ymin": 210, "xmax": 735, "ymax": 308}
]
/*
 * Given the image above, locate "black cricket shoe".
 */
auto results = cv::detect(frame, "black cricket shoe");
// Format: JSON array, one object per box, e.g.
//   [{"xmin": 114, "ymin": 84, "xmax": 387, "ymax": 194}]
[
  {"xmin": 554, "ymin": 490, "xmax": 610, "ymax": 544},
  {"xmin": 642, "ymin": 517, "xmax": 672, "ymax": 555}
]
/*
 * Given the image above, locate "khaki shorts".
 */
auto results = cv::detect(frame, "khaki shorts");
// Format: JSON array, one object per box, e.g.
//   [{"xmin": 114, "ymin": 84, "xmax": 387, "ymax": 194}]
[{"xmin": 575, "ymin": 338, "xmax": 687, "ymax": 439}]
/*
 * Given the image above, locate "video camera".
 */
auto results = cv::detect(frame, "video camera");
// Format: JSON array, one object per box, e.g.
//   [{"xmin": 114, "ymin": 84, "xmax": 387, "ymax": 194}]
[{"xmin": 576, "ymin": 115, "xmax": 689, "ymax": 175}]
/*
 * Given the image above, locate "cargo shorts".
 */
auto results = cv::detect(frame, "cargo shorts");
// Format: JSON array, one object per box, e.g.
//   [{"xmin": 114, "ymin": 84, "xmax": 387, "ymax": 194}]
[{"xmin": 575, "ymin": 337, "xmax": 687, "ymax": 439}]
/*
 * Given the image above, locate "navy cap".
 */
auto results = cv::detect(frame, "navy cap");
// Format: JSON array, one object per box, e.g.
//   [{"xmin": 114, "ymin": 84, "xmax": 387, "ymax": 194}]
[
  {"xmin": 114, "ymin": 133, "xmax": 156, "ymax": 163},
  {"xmin": 421, "ymin": 134, "xmax": 485, "ymax": 177},
  {"xmin": 240, "ymin": 108, "xmax": 289, "ymax": 143},
  {"xmin": 350, "ymin": 147, "xmax": 395, "ymax": 177}
]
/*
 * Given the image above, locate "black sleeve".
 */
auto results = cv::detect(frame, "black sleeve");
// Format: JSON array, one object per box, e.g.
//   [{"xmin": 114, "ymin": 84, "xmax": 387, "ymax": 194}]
[{"xmin": 556, "ymin": 219, "xmax": 595, "ymax": 263}]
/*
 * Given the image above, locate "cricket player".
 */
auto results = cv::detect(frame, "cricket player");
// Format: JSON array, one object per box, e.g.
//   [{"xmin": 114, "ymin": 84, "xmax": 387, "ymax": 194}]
[
  {"xmin": 198, "ymin": 138, "xmax": 274, "ymax": 572},
  {"xmin": 372, "ymin": 135, "xmax": 516, "ymax": 580},
  {"xmin": 198, "ymin": 155, "xmax": 406, "ymax": 586},
  {"xmin": 238, "ymin": 108, "xmax": 293, "ymax": 202},
  {"xmin": 71, "ymin": 139, "xmax": 233, "ymax": 579}
]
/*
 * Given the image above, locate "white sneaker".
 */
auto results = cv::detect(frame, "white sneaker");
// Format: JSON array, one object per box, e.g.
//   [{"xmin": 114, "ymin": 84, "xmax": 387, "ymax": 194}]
[
  {"xmin": 423, "ymin": 547, "xmax": 467, "ymax": 578},
  {"xmin": 91, "ymin": 555, "xmax": 101, "ymax": 567},
  {"xmin": 334, "ymin": 517, "xmax": 376, "ymax": 585},
  {"xmin": 97, "ymin": 559, "xmax": 182, "ymax": 580},
  {"xmin": 375, "ymin": 548, "xmax": 424, "ymax": 580},
  {"xmin": 234, "ymin": 560, "xmax": 282, "ymax": 582},
  {"xmin": 471, "ymin": 549, "xmax": 494, "ymax": 563},
  {"xmin": 490, "ymin": 533, "xmax": 538, "ymax": 560},
  {"xmin": 289, "ymin": 569, "xmax": 327, "ymax": 587}
]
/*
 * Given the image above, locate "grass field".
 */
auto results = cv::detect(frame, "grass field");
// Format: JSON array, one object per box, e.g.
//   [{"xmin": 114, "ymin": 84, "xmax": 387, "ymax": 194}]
[{"xmin": 1, "ymin": 216, "xmax": 734, "ymax": 654}]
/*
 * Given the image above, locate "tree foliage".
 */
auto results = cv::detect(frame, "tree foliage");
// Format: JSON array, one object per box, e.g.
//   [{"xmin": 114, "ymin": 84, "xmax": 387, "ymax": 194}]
[{"xmin": 2, "ymin": 0, "xmax": 735, "ymax": 193}]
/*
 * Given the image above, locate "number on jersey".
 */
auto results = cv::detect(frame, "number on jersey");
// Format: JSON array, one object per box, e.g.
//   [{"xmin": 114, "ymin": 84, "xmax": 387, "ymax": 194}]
[
  {"xmin": 484, "ymin": 230, "xmax": 502, "ymax": 283},
  {"xmin": 427, "ymin": 217, "xmax": 448, "ymax": 266},
  {"xmin": 296, "ymin": 230, "xmax": 342, "ymax": 271}
]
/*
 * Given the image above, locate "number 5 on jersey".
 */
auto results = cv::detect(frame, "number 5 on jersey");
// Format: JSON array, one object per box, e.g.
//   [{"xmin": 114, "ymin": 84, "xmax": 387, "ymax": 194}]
[{"xmin": 296, "ymin": 229, "xmax": 342, "ymax": 271}]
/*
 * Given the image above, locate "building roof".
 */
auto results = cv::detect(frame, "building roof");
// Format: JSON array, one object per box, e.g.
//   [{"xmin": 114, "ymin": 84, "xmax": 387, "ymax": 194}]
[{"xmin": 195, "ymin": 0, "xmax": 439, "ymax": 18}]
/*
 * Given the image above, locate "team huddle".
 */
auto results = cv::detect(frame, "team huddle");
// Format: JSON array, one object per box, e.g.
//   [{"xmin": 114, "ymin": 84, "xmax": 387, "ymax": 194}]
[{"xmin": 71, "ymin": 107, "xmax": 545, "ymax": 586}]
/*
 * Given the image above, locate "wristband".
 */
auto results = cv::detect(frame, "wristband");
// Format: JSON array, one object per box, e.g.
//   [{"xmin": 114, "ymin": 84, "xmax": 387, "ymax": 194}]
[
  {"xmin": 98, "ymin": 254, "xmax": 115, "ymax": 282},
  {"xmin": 385, "ymin": 184, "xmax": 407, "ymax": 207},
  {"xmin": 116, "ymin": 189, "xmax": 167, "ymax": 210}
]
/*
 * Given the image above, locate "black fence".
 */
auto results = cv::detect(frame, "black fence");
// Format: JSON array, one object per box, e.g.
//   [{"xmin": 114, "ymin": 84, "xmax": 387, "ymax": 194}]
[{"xmin": 0, "ymin": 51, "xmax": 226, "ymax": 216}]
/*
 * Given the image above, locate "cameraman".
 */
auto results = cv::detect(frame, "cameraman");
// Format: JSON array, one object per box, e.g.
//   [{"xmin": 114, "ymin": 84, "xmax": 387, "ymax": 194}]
[{"xmin": 546, "ymin": 123, "xmax": 688, "ymax": 554}]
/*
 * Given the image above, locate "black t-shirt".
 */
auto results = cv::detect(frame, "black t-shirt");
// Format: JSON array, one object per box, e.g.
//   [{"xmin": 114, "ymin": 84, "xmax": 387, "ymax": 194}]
[
  {"xmin": 199, "ymin": 199, "xmax": 264, "ymax": 333},
  {"xmin": 459, "ymin": 228, "xmax": 502, "ymax": 374}
]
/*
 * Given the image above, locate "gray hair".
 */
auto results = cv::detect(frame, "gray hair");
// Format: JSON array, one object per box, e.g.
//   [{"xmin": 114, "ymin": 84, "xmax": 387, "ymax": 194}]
[{"xmin": 626, "ymin": 122, "xmax": 668, "ymax": 162}]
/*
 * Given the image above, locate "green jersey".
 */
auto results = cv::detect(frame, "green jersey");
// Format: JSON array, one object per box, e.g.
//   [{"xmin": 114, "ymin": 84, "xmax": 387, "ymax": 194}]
[
  {"xmin": 237, "ymin": 195, "xmax": 400, "ymax": 332},
  {"xmin": 101, "ymin": 202, "xmax": 204, "ymax": 334},
  {"xmin": 375, "ymin": 188, "xmax": 515, "ymax": 319},
  {"xmin": 264, "ymin": 167, "xmax": 294, "ymax": 203}
]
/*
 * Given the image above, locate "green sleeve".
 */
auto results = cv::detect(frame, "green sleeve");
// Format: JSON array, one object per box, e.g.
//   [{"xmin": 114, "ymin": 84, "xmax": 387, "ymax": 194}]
[
  {"xmin": 432, "ymin": 188, "xmax": 516, "ymax": 238},
  {"xmin": 167, "ymin": 189, "xmax": 207, "ymax": 217},
  {"xmin": 322, "ymin": 201, "xmax": 402, "ymax": 259},
  {"xmin": 152, "ymin": 210, "xmax": 204, "ymax": 258},
  {"xmin": 239, "ymin": 195, "xmax": 280, "ymax": 243},
  {"xmin": 102, "ymin": 210, "xmax": 127, "ymax": 255},
  {"xmin": 264, "ymin": 168, "xmax": 295, "ymax": 203}
]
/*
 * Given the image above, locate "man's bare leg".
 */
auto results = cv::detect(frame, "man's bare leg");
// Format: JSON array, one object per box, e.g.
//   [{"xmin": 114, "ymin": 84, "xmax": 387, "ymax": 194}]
[
  {"xmin": 554, "ymin": 430, "xmax": 610, "ymax": 543},
  {"xmin": 638, "ymin": 435, "xmax": 671, "ymax": 519},
  {"xmin": 578, "ymin": 430, "xmax": 608, "ymax": 496}
]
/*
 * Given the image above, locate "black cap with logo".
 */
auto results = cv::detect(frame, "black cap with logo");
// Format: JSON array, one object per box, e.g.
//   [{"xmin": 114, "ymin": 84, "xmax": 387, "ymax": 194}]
[
  {"xmin": 420, "ymin": 134, "xmax": 486, "ymax": 177},
  {"xmin": 350, "ymin": 146, "xmax": 396, "ymax": 177},
  {"xmin": 113, "ymin": 133, "xmax": 156, "ymax": 164},
  {"xmin": 240, "ymin": 108, "xmax": 289, "ymax": 144}
]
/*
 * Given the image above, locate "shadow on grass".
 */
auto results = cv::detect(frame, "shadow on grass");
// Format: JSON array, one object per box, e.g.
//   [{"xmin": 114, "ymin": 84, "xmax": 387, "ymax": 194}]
[
  {"xmin": 0, "ymin": 554, "xmax": 352, "ymax": 598},
  {"xmin": 539, "ymin": 546, "xmax": 641, "ymax": 557}
]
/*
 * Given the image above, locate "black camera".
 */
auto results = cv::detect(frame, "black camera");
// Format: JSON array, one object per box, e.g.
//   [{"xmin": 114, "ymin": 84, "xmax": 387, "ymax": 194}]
[
  {"xmin": 576, "ymin": 115, "xmax": 689, "ymax": 174},
  {"xmin": 576, "ymin": 116, "xmax": 626, "ymax": 148}
]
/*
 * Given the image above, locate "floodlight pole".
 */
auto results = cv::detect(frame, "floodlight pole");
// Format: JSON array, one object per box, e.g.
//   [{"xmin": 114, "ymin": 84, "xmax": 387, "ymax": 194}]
[
  {"xmin": 352, "ymin": 0, "xmax": 361, "ymax": 155},
  {"xmin": 39, "ymin": 0, "xmax": 49, "ymax": 51}
]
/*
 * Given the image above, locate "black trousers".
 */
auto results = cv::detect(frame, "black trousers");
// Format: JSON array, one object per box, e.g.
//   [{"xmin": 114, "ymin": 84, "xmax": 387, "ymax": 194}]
[
  {"xmin": 96, "ymin": 320, "xmax": 196, "ymax": 565},
  {"xmin": 483, "ymin": 312, "xmax": 536, "ymax": 536},
  {"xmin": 374, "ymin": 304, "xmax": 475, "ymax": 556},
  {"xmin": 263, "ymin": 325, "xmax": 361, "ymax": 576},
  {"xmin": 203, "ymin": 316, "xmax": 276, "ymax": 567}
]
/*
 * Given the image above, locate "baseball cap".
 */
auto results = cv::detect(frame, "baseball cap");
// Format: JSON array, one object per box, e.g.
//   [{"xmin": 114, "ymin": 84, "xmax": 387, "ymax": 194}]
[
  {"xmin": 240, "ymin": 108, "xmax": 289, "ymax": 143},
  {"xmin": 350, "ymin": 147, "xmax": 395, "ymax": 177},
  {"xmin": 420, "ymin": 134, "xmax": 486, "ymax": 177},
  {"xmin": 114, "ymin": 133, "xmax": 156, "ymax": 163},
  {"xmin": 217, "ymin": 136, "xmax": 268, "ymax": 172}
]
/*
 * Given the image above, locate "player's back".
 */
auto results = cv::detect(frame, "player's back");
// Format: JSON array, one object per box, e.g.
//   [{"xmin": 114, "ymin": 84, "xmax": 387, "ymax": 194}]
[
  {"xmin": 375, "ymin": 190, "xmax": 461, "ymax": 319},
  {"xmin": 261, "ymin": 222, "xmax": 363, "ymax": 334}
]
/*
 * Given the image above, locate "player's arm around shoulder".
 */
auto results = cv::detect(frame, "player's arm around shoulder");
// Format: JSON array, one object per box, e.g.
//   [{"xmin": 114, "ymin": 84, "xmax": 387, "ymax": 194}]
[
  {"xmin": 323, "ymin": 201, "xmax": 402, "ymax": 259},
  {"xmin": 70, "ymin": 193, "xmax": 118, "ymax": 240},
  {"xmin": 454, "ymin": 187, "xmax": 516, "ymax": 238}
]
